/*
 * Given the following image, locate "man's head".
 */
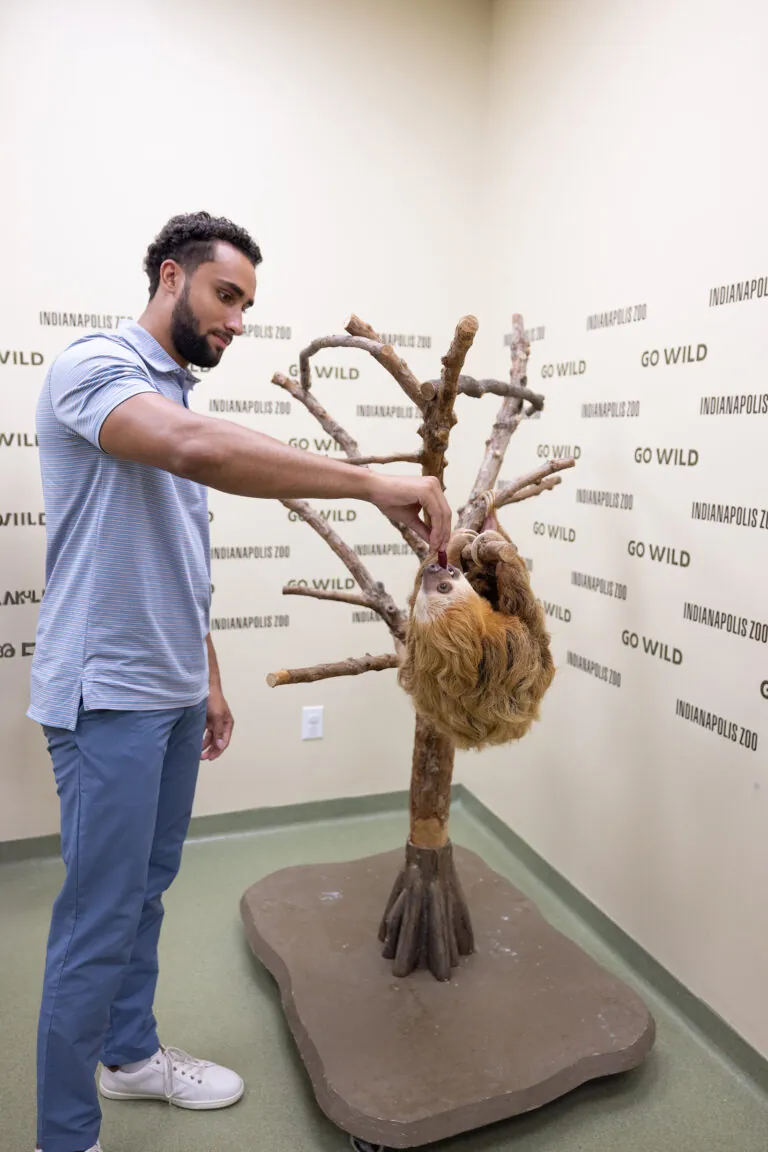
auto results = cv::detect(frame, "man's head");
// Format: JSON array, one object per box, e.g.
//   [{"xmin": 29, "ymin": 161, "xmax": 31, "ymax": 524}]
[{"xmin": 143, "ymin": 211, "xmax": 262, "ymax": 368}]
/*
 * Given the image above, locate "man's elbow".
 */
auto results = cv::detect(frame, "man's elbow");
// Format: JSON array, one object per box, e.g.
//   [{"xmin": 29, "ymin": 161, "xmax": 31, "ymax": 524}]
[{"xmin": 171, "ymin": 432, "xmax": 226, "ymax": 483}]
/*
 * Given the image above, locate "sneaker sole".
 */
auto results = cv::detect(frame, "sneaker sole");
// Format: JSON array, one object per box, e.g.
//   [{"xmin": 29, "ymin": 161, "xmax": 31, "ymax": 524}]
[{"xmin": 99, "ymin": 1083, "xmax": 244, "ymax": 1110}]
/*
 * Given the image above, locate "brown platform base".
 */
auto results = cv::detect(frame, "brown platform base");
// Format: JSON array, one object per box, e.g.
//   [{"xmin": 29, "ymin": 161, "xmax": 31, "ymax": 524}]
[{"xmin": 240, "ymin": 844, "xmax": 656, "ymax": 1148}]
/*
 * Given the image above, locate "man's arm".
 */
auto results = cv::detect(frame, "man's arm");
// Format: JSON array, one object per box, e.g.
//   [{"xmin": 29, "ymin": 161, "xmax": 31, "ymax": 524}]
[
  {"xmin": 205, "ymin": 633, "xmax": 222, "ymax": 691},
  {"xmin": 202, "ymin": 633, "xmax": 233, "ymax": 761},
  {"xmin": 98, "ymin": 392, "xmax": 451, "ymax": 549}
]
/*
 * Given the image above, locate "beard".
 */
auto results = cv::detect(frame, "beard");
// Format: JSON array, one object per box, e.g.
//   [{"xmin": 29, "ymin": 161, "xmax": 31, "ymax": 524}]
[{"xmin": 170, "ymin": 284, "xmax": 221, "ymax": 368}]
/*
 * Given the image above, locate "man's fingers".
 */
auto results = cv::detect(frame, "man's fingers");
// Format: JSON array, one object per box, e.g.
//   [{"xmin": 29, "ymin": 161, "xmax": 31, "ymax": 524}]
[
  {"xmin": 215, "ymin": 714, "xmax": 234, "ymax": 752},
  {"xmin": 202, "ymin": 726, "xmax": 219, "ymax": 761},
  {"xmin": 201, "ymin": 711, "xmax": 233, "ymax": 761},
  {"xmin": 422, "ymin": 480, "xmax": 452, "ymax": 550},
  {"xmin": 370, "ymin": 476, "xmax": 452, "ymax": 550},
  {"xmin": 407, "ymin": 514, "xmax": 431, "ymax": 544}
]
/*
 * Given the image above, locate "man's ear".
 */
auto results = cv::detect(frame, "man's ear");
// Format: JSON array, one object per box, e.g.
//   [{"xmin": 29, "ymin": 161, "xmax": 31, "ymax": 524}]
[{"xmin": 159, "ymin": 258, "xmax": 183, "ymax": 296}]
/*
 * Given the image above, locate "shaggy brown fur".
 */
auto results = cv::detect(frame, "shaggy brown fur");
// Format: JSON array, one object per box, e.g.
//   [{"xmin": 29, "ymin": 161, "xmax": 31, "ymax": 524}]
[{"xmin": 397, "ymin": 528, "xmax": 555, "ymax": 751}]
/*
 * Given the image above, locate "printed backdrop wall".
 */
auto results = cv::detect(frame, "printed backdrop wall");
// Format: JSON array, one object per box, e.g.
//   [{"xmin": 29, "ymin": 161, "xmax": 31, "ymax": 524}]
[
  {"xmin": 2, "ymin": 0, "xmax": 768, "ymax": 1064},
  {"xmin": 471, "ymin": 0, "xmax": 768, "ymax": 1062},
  {"xmin": 0, "ymin": 0, "xmax": 495, "ymax": 836}
]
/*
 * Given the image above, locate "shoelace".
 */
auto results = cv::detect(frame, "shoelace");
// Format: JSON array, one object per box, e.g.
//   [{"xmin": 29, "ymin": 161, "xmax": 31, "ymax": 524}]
[{"xmin": 156, "ymin": 1045, "xmax": 214, "ymax": 1102}]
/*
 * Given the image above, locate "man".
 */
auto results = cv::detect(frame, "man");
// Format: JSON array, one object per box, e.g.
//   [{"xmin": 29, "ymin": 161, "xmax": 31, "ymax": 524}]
[{"xmin": 29, "ymin": 210, "xmax": 452, "ymax": 1152}]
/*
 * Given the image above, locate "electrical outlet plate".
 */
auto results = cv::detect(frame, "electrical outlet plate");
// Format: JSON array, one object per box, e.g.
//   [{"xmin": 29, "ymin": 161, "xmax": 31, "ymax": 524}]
[{"xmin": 301, "ymin": 705, "xmax": 324, "ymax": 740}]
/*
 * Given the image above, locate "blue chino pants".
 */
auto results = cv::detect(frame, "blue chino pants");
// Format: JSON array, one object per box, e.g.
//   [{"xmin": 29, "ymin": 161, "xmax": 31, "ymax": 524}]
[{"xmin": 36, "ymin": 698, "xmax": 208, "ymax": 1152}]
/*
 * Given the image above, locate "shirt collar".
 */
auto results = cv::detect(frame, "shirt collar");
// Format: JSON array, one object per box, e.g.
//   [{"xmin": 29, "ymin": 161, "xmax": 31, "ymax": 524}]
[{"xmin": 117, "ymin": 319, "xmax": 199, "ymax": 387}]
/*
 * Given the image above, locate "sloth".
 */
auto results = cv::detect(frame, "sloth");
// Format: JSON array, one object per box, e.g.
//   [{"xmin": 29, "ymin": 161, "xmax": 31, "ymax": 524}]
[{"xmin": 397, "ymin": 524, "xmax": 555, "ymax": 751}]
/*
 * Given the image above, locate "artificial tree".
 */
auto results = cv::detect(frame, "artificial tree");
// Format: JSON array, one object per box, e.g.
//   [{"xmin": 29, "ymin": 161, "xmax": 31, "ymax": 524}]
[{"xmin": 265, "ymin": 313, "xmax": 575, "ymax": 981}]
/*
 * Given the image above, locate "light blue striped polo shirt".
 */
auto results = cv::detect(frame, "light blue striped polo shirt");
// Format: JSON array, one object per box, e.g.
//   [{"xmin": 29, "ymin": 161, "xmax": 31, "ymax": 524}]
[{"xmin": 27, "ymin": 320, "xmax": 211, "ymax": 731}]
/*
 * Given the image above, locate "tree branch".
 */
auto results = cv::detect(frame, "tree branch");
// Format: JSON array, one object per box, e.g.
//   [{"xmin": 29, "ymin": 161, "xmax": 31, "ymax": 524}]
[
  {"xmin": 347, "ymin": 452, "xmax": 423, "ymax": 466},
  {"xmin": 449, "ymin": 375, "xmax": 545, "ymax": 412},
  {"xmin": 281, "ymin": 586, "xmax": 375, "ymax": 609},
  {"xmin": 298, "ymin": 335, "xmax": 377, "ymax": 391},
  {"xmin": 344, "ymin": 314, "xmax": 380, "ymax": 341},
  {"xmin": 457, "ymin": 314, "xmax": 531, "ymax": 532},
  {"xmin": 272, "ymin": 372, "xmax": 360, "ymax": 456},
  {"xmin": 271, "ymin": 372, "xmax": 427, "ymax": 560},
  {"xmin": 344, "ymin": 315, "xmax": 438, "ymax": 405},
  {"xmin": 299, "ymin": 329, "xmax": 433, "ymax": 411},
  {"xmin": 420, "ymin": 315, "xmax": 479, "ymax": 485},
  {"xmin": 493, "ymin": 459, "xmax": 576, "ymax": 509},
  {"xmin": 280, "ymin": 499, "xmax": 407, "ymax": 642},
  {"xmin": 266, "ymin": 651, "xmax": 399, "ymax": 688},
  {"xmin": 497, "ymin": 476, "xmax": 563, "ymax": 504}
]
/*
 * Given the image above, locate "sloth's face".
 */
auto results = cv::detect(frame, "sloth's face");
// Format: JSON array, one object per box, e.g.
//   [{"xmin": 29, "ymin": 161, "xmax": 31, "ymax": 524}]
[
  {"xmin": 421, "ymin": 562, "xmax": 463, "ymax": 596},
  {"xmin": 414, "ymin": 562, "xmax": 479, "ymax": 622}
]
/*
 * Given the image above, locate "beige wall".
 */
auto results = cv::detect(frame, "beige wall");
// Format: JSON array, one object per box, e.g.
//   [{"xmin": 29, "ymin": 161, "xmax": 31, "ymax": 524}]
[
  {"xmin": 0, "ymin": 0, "xmax": 493, "ymax": 836},
  {"xmin": 3, "ymin": 0, "xmax": 768, "ymax": 1065},
  {"xmin": 460, "ymin": 0, "xmax": 768, "ymax": 1060}
]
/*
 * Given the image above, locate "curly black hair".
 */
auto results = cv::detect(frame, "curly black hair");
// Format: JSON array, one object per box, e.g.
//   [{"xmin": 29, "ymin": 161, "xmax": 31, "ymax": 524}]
[{"xmin": 143, "ymin": 211, "xmax": 262, "ymax": 297}]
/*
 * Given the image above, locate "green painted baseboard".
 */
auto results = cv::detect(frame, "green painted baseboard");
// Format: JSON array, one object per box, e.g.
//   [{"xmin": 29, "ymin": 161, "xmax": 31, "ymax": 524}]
[
  {"xmin": 0, "ymin": 786, "xmax": 419, "ymax": 864},
  {"xmin": 2, "ymin": 781, "xmax": 767, "ymax": 1098}
]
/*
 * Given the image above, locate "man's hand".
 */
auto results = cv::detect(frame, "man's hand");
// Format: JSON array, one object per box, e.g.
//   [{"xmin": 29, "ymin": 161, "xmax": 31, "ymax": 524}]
[
  {"xmin": 202, "ymin": 687, "xmax": 234, "ymax": 761},
  {"xmin": 367, "ymin": 475, "xmax": 452, "ymax": 551}
]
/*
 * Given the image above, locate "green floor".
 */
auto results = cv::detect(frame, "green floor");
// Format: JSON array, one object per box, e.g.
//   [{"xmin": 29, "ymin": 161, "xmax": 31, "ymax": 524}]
[{"xmin": 3, "ymin": 802, "xmax": 768, "ymax": 1152}]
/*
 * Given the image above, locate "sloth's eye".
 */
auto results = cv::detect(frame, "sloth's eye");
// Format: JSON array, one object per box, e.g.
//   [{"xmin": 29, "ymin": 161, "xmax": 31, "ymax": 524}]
[{"xmin": 437, "ymin": 581, "xmax": 453, "ymax": 594}]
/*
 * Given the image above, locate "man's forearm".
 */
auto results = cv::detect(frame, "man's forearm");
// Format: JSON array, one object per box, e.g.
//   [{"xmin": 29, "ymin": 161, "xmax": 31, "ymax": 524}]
[
  {"xmin": 206, "ymin": 633, "xmax": 222, "ymax": 691},
  {"xmin": 185, "ymin": 419, "xmax": 376, "ymax": 502},
  {"xmin": 98, "ymin": 392, "xmax": 452, "ymax": 550}
]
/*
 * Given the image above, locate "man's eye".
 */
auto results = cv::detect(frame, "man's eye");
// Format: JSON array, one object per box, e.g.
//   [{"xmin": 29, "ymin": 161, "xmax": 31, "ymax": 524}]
[{"xmin": 218, "ymin": 291, "xmax": 232, "ymax": 303}]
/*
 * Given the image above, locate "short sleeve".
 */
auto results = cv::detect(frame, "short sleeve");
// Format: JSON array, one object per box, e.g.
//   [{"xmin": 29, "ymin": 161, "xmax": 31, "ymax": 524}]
[{"xmin": 48, "ymin": 339, "xmax": 158, "ymax": 452}]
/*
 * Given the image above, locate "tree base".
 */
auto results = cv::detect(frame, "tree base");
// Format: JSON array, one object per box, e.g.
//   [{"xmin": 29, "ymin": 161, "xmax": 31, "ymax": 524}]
[{"xmin": 377, "ymin": 840, "xmax": 474, "ymax": 981}]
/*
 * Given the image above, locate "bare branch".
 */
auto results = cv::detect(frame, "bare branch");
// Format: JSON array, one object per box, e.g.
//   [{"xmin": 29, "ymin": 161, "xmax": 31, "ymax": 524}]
[
  {"xmin": 449, "ymin": 375, "xmax": 545, "ymax": 411},
  {"xmin": 497, "ymin": 476, "xmax": 563, "ymax": 504},
  {"xmin": 272, "ymin": 372, "xmax": 360, "ymax": 456},
  {"xmin": 271, "ymin": 372, "xmax": 427, "ymax": 559},
  {"xmin": 300, "ymin": 330, "xmax": 433, "ymax": 410},
  {"xmin": 280, "ymin": 499, "xmax": 377, "ymax": 592},
  {"xmin": 421, "ymin": 315, "xmax": 479, "ymax": 484},
  {"xmin": 281, "ymin": 586, "xmax": 374, "ymax": 609},
  {"xmin": 493, "ymin": 459, "xmax": 576, "ymax": 508},
  {"xmin": 280, "ymin": 499, "xmax": 407, "ymax": 642},
  {"xmin": 345, "ymin": 314, "xmax": 380, "ymax": 341},
  {"xmin": 347, "ymin": 453, "xmax": 423, "ymax": 467},
  {"xmin": 280, "ymin": 584, "xmax": 407, "ymax": 633},
  {"xmin": 343, "ymin": 315, "xmax": 437, "ymax": 403},
  {"xmin": 266, "ymin": 651, "xmax": 399, "ymax": 688},
  {"xmin": 457, "ymin": 314, "xmax": 531, "ymax": 532},
  {"xmin": 391, "ymin": 524, "xmax": 429, "ymax": 559},
  {"xmin": 298, "ymin": 334, "xmax": 379, "ymax": 391}
]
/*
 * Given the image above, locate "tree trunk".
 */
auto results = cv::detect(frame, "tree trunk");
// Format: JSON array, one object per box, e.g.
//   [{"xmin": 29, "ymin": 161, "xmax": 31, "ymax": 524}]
[
  {"xmin": 377, "ymin": 316, "xmax": 480, "ymax": 981},
  {"xmin": 378, "ymin": 716, "xmax": 475, "ymax": 980}
]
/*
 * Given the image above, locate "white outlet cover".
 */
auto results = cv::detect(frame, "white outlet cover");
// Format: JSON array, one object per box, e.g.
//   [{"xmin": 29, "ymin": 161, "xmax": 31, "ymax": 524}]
[{"xmin": 301, "ymin": 705, "xmax": 324, "ymax": 740}]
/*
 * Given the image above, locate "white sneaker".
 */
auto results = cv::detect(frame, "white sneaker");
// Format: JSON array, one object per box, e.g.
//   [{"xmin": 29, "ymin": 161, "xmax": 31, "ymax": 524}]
[
  {"xmin": 35, "ymin": 1146, "xmax": 102, "ymax": 1151},
  {"xmin": 98, "ymin": 1045, "xmax": 244, "ymax": 1110}
]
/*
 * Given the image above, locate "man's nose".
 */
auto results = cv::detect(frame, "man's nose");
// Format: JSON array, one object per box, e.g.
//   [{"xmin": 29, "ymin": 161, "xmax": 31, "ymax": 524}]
[{"xmin": 226, "ymin": 312, "xmax": 244, "ymax": 336}]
